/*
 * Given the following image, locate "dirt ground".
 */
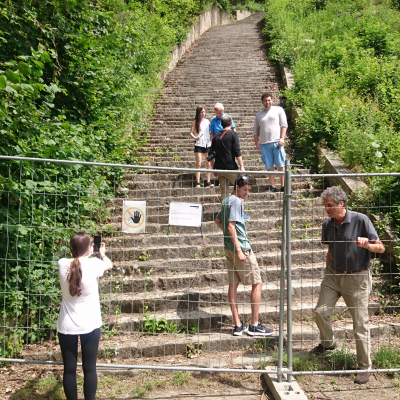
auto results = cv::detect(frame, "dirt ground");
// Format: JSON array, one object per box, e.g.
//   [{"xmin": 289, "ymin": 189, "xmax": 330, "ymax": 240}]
[
  {"xmin": 2, "ymin": 362, "xmax": 400, "ymax": 400},
  {"xmin": 0, "ymin": 363, "xmax": 269, "ymax": 400},
  {"xmin": 300, "ymin": 373, "xmax": 400, "ymax": 400}
]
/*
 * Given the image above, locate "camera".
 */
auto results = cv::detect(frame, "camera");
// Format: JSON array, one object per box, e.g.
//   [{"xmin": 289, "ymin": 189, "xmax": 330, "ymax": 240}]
[{"xmin": 93, "ymin": 235, "xmax": 102, "ymax": 259}]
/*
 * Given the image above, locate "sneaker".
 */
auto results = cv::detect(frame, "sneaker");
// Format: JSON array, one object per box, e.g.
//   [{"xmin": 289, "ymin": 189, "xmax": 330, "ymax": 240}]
[
  {"xmin": 309, "ymin": 343, "xmax": 336, "ymax": 355},
  {"xmin": 233, "ymin": 322, "xmax": 248, "ymax": 336},
  {"xmin": 195, "ymin": 183, "xmax": 201, "ymax": 188},
  {"xmin": 266, "ymin": 186, "xmax": 277, "ymax": 193},
  {"xmin": 205, "ymin": 182, "xmax": 214, "ymax": 188},
  {"xmin": 247, "ymin": 322, "xmax": 274, "ymax": 336},
  {"xmin": 280, "ymin": 186, "xmax": 285, "ymax": 192},
  {"xmin": 243, "ymin": 214, "xmax": 250, "ymax": 221}
]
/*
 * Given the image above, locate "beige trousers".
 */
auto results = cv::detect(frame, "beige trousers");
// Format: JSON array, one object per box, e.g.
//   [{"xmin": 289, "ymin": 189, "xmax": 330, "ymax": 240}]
[
  {"xmin": 314, "ymin": 265, "xmax": 372, "ymax": 369},
  {"xmin": 218, "ymin": 171, "xmax": 241, "ymax": 203}
]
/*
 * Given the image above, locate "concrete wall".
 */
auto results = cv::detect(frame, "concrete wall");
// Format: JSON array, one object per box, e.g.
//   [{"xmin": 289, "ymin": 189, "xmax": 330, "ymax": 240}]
[
  {"xmin": 160, "ymin": 8, "xmax": 253, "ymax": 80},
  {"xmin": 235, "ymin": 9, "xmax": 253, "ymax": 20}
]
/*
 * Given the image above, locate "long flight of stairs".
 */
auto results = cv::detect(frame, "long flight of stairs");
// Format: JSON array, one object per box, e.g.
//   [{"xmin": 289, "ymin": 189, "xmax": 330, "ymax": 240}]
[{"xmin": 93, "ymin": 12, "xmax": 385, "ymax": 368}]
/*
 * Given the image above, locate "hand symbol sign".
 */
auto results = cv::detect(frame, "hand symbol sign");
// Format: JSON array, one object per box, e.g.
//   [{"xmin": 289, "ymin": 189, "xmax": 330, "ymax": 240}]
[{"xmin": 130, "ymin": 210, "xmax": 142, "ymax": 224}]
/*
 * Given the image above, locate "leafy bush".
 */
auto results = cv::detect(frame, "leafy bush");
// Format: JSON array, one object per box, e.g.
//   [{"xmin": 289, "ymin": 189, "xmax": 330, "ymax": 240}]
[{"xmin": 263, "ymin": 0, "xmax": 400, "ymax": 230}]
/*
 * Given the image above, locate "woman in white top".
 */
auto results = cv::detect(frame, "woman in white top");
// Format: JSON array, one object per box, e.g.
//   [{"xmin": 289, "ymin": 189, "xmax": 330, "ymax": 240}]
[
  {"xmin": 189, "ymin": 105, "xmax": 214, "ymax": 188},
  {"xmin": 57, "ymin": 232, "xmax": 112, "ymax": 400}
]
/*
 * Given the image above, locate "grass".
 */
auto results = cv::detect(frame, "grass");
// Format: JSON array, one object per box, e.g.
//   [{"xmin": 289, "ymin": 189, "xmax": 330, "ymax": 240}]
[
  {"xmin": 13, "ymin": 376, "xmax": 66, "ymax": 400},
  {"xmin": 172, "ymin": 371, "xmax": 192, "ymax": 387},
  {"xmin": 374, "ymin": 345, "xmax": 400, "ymax": 375}
]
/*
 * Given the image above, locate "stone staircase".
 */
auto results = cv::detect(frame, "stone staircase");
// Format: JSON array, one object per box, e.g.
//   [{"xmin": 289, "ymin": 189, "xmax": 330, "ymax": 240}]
[{"xmin": 92, "ymin": 12, "xmax": 385, "ymax": 368}]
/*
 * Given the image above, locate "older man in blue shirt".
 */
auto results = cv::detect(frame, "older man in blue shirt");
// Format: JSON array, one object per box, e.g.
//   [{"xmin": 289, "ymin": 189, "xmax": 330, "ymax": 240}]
[{"xmin": 209, "ymin": 102, "xmax": 236, "ymax": 140}]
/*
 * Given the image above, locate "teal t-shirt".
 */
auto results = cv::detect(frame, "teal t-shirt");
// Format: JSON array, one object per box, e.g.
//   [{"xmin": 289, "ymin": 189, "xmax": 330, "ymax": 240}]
[{"xmin": 216, "ymin": 195, "xmax": 251, "ymax": 252}]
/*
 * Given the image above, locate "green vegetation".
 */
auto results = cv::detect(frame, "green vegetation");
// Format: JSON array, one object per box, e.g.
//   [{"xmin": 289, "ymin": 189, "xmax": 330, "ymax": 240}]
[
  {"xmin": 285, "ymin": 343, "xmax": 400, "ymax": 374},
  {"xmin": 142, "ymin": 314, "xmax": 200, "ymax": 335},
  {"xmin": 263, "ymin": 0, "xmax": 400, "ymax": 248},
  {"xmin": 374, "ymin": 344, "xmax": 400, "ymax": 375}
]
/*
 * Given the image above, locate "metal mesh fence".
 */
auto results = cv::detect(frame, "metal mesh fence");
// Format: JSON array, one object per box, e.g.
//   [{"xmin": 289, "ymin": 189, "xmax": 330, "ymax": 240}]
[
  {"xmin": 1, "ymin": 155, "xmax": 400, "ymax": 380},
  {"xmin": 0, "ymin": 156, "xmax": 285, "ymax": 375},
  {"xmin": 288, "ymin": 171, "xmax": 400, "ymax": 378}
]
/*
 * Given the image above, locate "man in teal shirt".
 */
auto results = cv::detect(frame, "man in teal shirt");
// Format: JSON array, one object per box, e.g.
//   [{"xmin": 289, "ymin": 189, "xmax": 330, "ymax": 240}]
[{"xmin": 215, "ymin": 176, "xmax": 274, "ymax": 337}]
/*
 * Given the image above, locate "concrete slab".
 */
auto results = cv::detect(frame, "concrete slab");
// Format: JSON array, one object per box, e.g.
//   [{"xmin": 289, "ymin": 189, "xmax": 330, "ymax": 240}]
[{"xmin": 263, "ymin": 366, "xmax": 308, "ymax": 400}]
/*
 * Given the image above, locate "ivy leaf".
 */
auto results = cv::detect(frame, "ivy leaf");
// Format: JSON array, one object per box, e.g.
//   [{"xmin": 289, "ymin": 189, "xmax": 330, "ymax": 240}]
[
  {"xmin": 40, "ymin": 52, "xmax": 51, "ymax": 63},
  {"xmin": 5, "ymin": 85, "xmax": 17, "ymax": 94},
  {"xmin": 21, "ymin": 84, "xmax": 34, "ymax": 92},
  {"xmin": 375, "ymin": 151, "xmax": 383, "ymax": 158},
  {"xmin": 17, "ymin": 61, "xmax": 31, "ymax": 75},
  {"xmin": 32, "ymin": 60, "xmax": 44, "ymax": 68},
  {"xmin": 5, "ymin": 69, "xmax": 20, "ymax": 83},
  {"xmin": 0, "ymin": 75, "xmax": 6, "ymax": 89}
]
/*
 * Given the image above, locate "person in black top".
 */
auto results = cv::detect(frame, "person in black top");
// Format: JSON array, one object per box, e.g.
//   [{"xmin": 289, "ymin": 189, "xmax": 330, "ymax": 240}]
[{"xmin": 207, "ymin": 116, "xmax": 246, "ymax": 205}]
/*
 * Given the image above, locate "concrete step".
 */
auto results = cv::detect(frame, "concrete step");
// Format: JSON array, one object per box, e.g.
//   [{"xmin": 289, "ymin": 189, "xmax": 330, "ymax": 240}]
[
  {"xmin": 102, "ymin": 300, "xmax": 381, "ymax": 334},
  {"xmin": 102, "ymin": 228, "xmax": 322, "ymax": 253},
  {"xmin": 110, "ymin": 186, "xmax": 323, "ymax": 200},
  {"xmin": 107, "ymin": 247, "xmax": 325, "ymax": 274},
  {"xmin": 102, "ymin": 238, "xmax": 325, "ymax": 263},
  {"xmin": 26, "ymin": 313, "xmax": 387, "ymax": 362},
  {"xmin": 102, "ymin": 213, "xmax": 324, "ymax": 237},
  {"xmin": 102, "ymin": 264, "xmax": 325, "ymax": 295},
  {"xmin": 102, "ymin": 279, "xmax": 321, "ymax": 314}
]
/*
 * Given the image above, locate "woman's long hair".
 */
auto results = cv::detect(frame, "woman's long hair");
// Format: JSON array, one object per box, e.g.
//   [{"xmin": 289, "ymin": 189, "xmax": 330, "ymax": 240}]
[
  {"xmin": 67, "ymin": 233, "xmax": 91, "ymax": 297},
  {"xmin": 195, "ymin": 105, "xmax": 205, "ymax": 135}
]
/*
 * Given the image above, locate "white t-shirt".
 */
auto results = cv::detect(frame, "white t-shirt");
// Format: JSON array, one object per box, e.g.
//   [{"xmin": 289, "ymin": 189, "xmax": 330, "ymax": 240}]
[
  {"xmin": 57, "ymin": 256, "xmax": 106, "ymax": 335},
  {"xmin": 253, "ymin": 106, "xmax": 288, "ymax": 144},
  {"xmin": 195, "ymin": 119, "xmax": 211, "ymax": 148}
]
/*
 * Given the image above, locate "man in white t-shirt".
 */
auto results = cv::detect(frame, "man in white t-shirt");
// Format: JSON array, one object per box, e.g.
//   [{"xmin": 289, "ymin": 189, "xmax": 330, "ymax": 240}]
[{"xmin": 253, "ymin": 92, "xmax": 288, "ymax": 193}]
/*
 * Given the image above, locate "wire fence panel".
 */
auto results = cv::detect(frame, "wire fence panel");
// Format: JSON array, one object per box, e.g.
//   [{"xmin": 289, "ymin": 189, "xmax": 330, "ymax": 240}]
[
  {"xmin": 0, "ymin": 156, "xmax": 285, "ymax": 374},
  {"xmin": 288, "ymin": 171, "xmax": 400, "ymax": 378},
  {"xmin": 2, "ymin": 155, "xmax": 400, "ymax": 379}
]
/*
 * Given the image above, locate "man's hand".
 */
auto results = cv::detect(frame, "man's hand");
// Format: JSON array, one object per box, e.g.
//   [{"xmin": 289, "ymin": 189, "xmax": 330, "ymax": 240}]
[
  {"xmin": 237, "ymin": 249, "xmax": 247, "ymax": 263},
  {"xmin": 278, "ymin": 138, "xmax": 285, "ymax": 147},
  {"xmin": 355, "ymin": 237, "xmax": 369, "ymax": 249}
]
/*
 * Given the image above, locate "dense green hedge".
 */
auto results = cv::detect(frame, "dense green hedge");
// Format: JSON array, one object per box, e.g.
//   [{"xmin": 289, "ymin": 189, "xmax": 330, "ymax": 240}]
[
  {"xmin": 0, "ymin": 0, "xmax": 264, "ymax": 358},
  {"xmin": 263, "ymin": 0, "xmax": 400, "ymax": 227}
]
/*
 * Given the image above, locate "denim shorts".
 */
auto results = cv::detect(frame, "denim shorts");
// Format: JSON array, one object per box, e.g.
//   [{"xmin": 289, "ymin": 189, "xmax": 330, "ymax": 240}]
[{"xmin": 259, "ymin": 142, "xmax": 286, "ymax": 169}]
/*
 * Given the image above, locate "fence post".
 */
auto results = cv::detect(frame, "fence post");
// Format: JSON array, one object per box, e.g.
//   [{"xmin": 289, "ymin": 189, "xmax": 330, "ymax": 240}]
[
  {"xmin": 278, "ymin": 169, "xmax": 287, "ymax": 383},
  {"xmin": 285, "ymin": 159, "xmax": 293, "ymax": 382}
]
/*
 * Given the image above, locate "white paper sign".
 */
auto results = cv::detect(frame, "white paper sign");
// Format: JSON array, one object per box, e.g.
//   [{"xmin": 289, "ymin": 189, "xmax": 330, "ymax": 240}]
[
  {"xmin": 168, "ymin": 202, "xmax": 202, "ymax": 228},
  {"xmin": 122, "ymin": 200, "xmax": 146, "ymax": 233}
]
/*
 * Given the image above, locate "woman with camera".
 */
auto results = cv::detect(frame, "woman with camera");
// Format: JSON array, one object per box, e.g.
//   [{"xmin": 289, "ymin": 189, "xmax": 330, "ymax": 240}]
[{"xmin": 57, "ymin": 232, "xmax": 112, "ymax": 400}]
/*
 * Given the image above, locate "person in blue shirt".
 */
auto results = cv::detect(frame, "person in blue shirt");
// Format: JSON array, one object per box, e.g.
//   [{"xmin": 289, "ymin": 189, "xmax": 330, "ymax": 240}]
[{"xmin": 209, "ymin": 102, "xmax": 236, "ymax": 141}]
